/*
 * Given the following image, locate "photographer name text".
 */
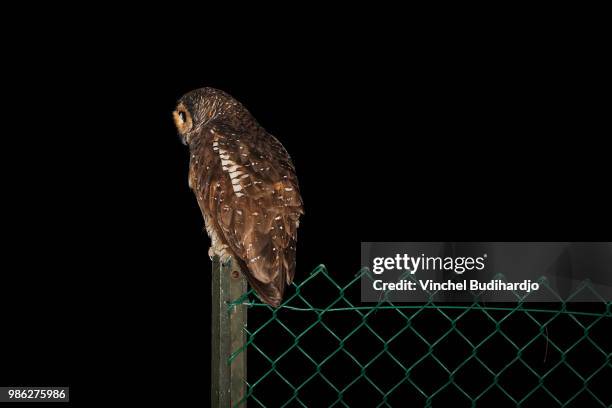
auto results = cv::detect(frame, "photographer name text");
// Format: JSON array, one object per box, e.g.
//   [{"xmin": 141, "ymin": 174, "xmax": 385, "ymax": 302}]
[{"xmin": 373, "ymin": 279, "xmax": 540, "ymax": 293}]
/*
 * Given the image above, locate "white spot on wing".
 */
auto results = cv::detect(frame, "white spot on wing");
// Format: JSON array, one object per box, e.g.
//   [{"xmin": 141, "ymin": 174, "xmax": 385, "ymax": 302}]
[{"xmin": 215, "ymin": 145, "xmax": 249, "ymax": 198}]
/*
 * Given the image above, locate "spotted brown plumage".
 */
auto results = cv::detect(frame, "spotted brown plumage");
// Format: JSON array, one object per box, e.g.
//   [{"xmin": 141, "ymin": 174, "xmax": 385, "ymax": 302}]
[{"xmin": 173, "ymin": 87, "xmax": 304, "ymax": 307}]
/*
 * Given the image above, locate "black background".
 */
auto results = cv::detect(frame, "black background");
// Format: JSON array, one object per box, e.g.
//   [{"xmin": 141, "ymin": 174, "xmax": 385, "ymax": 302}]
[{"xmin": 1, "ymin": 11, "xmax": 610, "ymax": 406}]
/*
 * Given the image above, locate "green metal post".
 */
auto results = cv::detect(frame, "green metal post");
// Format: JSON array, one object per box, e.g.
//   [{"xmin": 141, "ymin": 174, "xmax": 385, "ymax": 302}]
[{"xmin": 211, "ymin": 256, "xmax": 247, "ymax": 407}]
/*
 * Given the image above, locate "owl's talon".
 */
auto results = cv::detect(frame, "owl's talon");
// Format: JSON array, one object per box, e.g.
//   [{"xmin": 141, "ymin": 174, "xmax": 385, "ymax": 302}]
[
  {"xmin": 208, "ymin": 247, "xmax": 215, "ymax": 260},
  {"xmin": 220, "ymin": 254, "xmax": 233, "ymax": 266}
]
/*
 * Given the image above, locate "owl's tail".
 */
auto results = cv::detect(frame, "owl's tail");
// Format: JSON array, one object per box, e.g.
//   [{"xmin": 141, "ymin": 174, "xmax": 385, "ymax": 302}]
[{"xmin": 234, "ymin": 251, "xmax": 294, "ymax": 308}]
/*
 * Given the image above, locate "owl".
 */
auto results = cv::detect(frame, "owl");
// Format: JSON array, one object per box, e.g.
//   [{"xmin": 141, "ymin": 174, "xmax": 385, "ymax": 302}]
[{"xmin": 173, "ymin": 87, "xmax": 304, "ymax": 307}]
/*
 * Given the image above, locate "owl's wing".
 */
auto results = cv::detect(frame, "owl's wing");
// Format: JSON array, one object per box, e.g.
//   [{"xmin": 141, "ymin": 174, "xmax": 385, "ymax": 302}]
[{"xmin": 191, "ymin": 123, "xmax": 304, "ymax": 307}]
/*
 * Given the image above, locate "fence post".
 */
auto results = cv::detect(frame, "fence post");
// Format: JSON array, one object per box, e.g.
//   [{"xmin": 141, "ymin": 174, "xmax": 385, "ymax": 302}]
[{"xmin": 212, "ymin": 256, "xmax": 247, "ymax": 408}]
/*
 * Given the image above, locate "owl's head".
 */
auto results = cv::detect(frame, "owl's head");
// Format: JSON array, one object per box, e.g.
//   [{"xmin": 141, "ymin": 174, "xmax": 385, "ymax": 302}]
[{"xmin": 173, "ymin": 87, "xmax": 233, "ymax": 145}]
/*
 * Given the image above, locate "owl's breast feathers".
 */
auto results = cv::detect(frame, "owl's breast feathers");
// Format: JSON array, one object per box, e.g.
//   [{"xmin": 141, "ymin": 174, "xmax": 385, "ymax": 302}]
[{"xmin": 189, "ymin": 121, "xmax": 303, "ymax": 307}]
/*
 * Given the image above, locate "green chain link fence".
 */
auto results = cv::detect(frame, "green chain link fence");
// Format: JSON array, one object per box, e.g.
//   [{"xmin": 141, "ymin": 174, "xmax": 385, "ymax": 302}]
[{"xmin": 226, "ymin": 265, "xmax": 612, "ymax": 407}]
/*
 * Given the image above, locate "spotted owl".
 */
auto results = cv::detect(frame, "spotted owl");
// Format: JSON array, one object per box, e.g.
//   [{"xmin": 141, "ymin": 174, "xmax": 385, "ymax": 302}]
[{"xmin": 173, "ymin": 87, "xmax": 304, "ymax": 307}]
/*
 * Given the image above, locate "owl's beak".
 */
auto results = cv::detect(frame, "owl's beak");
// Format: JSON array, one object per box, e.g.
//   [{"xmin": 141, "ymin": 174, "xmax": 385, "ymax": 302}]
[{"xmin": 176, "ymin": 131, "xmax": 188, "ymax": 146}]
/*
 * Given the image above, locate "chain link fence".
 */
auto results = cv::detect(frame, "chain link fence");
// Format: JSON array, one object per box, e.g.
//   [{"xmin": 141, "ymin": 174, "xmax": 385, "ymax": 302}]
[{"xmin": 225, "ymin": 265, "xmax": 612, "ymax": 407}]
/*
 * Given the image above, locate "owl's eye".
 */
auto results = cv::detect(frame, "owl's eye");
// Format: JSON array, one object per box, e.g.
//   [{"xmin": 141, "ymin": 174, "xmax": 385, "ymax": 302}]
[{"xmin": 174, "ymin": 103, "xmax": 192, "ymax": 134}]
